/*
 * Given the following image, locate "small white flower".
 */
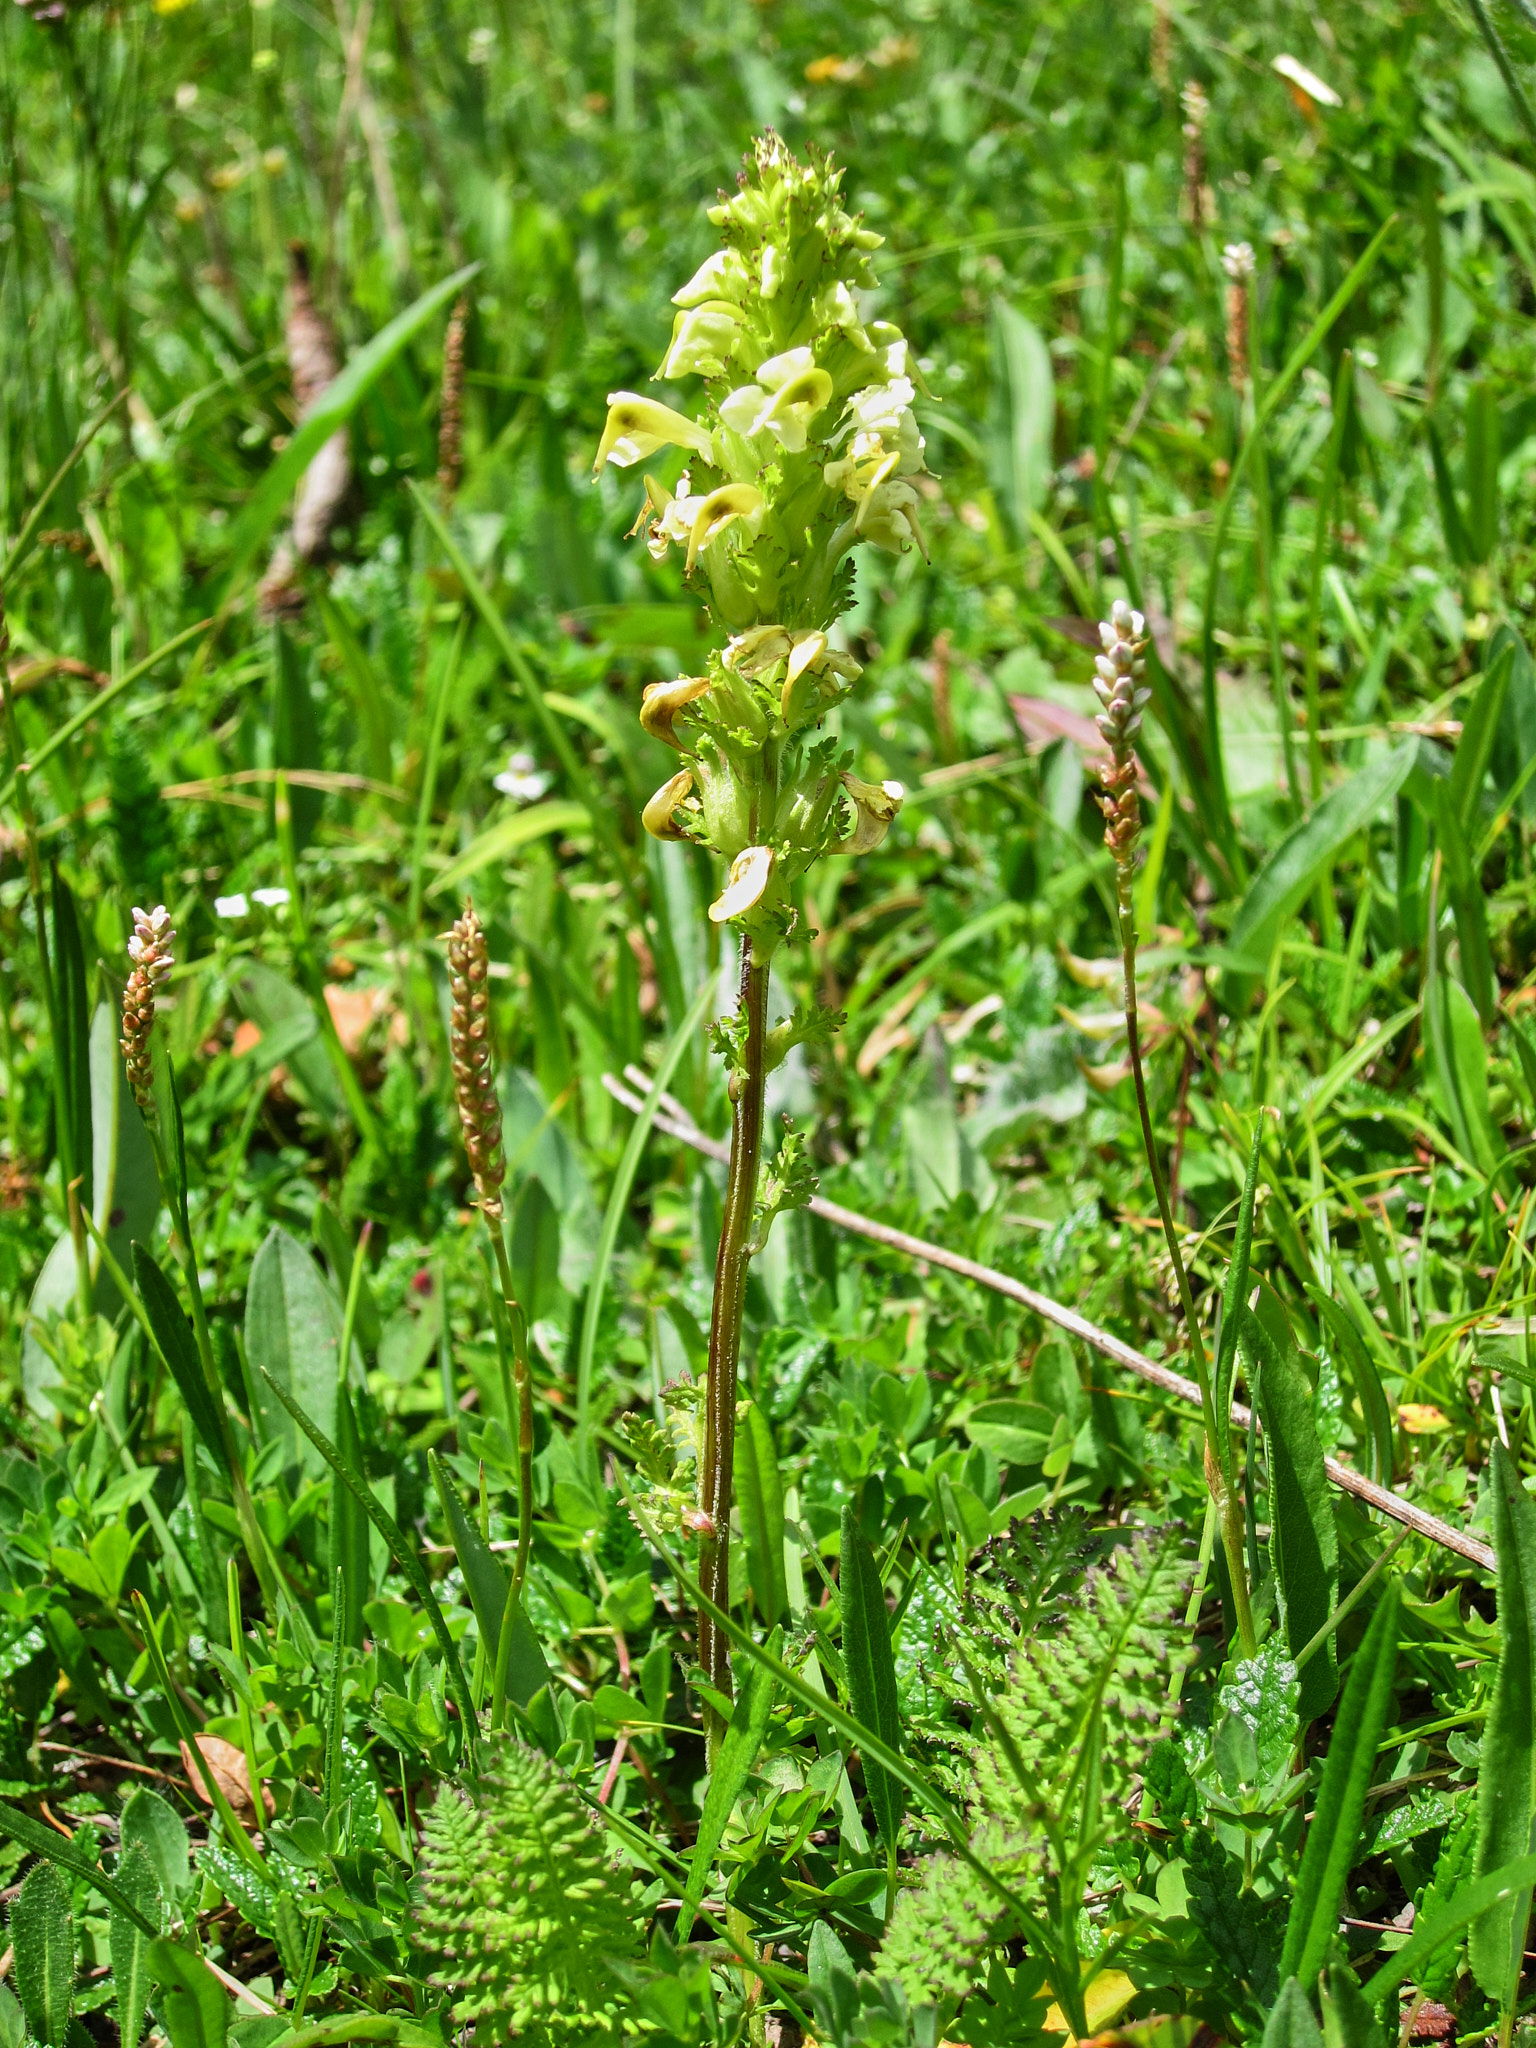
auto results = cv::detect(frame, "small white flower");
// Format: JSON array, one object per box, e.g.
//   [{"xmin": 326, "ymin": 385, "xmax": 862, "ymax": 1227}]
[
  {"xmin": 493, "ymin": 753, "xmax": 552, "ymax": 803},
  {"xmin": 214, "ymin": 893, "xmax": 250, "ymax": 919},
  {"xmin": 252, "ymin": 887, "xmax": 290, "ymax": 909}
]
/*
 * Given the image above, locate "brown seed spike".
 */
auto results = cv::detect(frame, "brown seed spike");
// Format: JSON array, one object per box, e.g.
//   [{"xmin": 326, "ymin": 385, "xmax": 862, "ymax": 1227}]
[
  {"xmin": 121, "ymin": 905, "xmax": 175, "ymax": 1117},
  {"xmin": 446, "ymin": 903, "xmax": 506, "ymax": 1220}
]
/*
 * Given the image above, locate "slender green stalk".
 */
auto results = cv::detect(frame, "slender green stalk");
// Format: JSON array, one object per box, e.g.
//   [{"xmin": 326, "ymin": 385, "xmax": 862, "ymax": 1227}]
[
  {"xmin": 1094, "ymin": 601, "xmax": 1256, "ymax": 1658},
  {"xmin": 485, "ymin": 1220, "xmax": 533, "ymax": 1728},
  {"xmin": 697, "ymin": 948, "xmax": 770, "ymax": 1749}
]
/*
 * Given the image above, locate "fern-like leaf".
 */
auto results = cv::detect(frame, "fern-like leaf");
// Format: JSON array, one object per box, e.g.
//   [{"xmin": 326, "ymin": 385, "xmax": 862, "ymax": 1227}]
[
  {"xmin": 882, "ymin": 1524, "xmax": 1193, "ymax": 2009},
  {"xmin": 414, "ymin": 1740, "xmax": 640, "ymax": 2048}
]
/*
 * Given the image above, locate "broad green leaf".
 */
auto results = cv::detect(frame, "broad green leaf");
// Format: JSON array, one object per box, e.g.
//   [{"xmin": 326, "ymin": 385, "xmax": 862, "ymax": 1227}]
[
  {"xmin": 219, "ymin": 261, "xmax": 479, "ymax": 588},
  {"xmin": 0, "ymin": 1985, "xmax": 21, "ymax": 2048},
  {"xmin": 120, "ymin": 1788, "xmax": 190, "ymax": 1902},
  {"xmin": 675, "ymin": 1628, "xmax": 781, "ymax": 1944},
  {"xmin": 110, "ymin": 1843, "xmax": 162, "ymax": 2048},
  {"xmin": 1262, "ymin": 1979, "xmax": 1323, "ymax": 2048},
  {"xmin": 259, "ymin": 1367, "xmax": 477, "ymax": 1741},
  {"xmin": 987, "ymin": 300, "xmax": 1054, "ymax": 534},
  {"xmin": 1225, "ymin": 741, "xmax": 1417, "ymax": 978},
  {"xmin": 245, "ymin": 1226, "xmax": 343, "ymax": 1477},
  {"xmin": 840, "ymin": 1505, "xmax": 905, "ymax": 1856},
  {"xmin": 10, "ymin": 1860, "xmax": 73, "ymax": 2048},
  {"xmin": 1278, "ymin": 1585, "xmax": 1399, "ymax": 1986},
  {"xmin": 1471, "ymin": 1441, "xmax": 1536, "ymax": 2003},
  {"xmin": 427, "ymin": 800, "xmax": 589, "ymax": 899},
  {"xmin": 1490, "ymin": 623, "xmax": 1536, "ymax": 822},
  {"xmin": 428, "ymin": 1452, "xmax": 550, "ymax": 1707},
  {"xmin": 735, "ymin": 1402, "xmax": 787, "ymax": 1626},
  {"xmin": 1243, "ymin": 1304, "xmax": 1339, "ymax": 1724},
  {"xmin": 963, "ymin": 1399, "xmax": 1056, "ymax": 1465},
  {"xmin": 146, "ymin": 1940, "xmax": 229, "ymax": 2048},
  {"xmin": 52, "ymin": 868, "xmax": 91, "ymax": 1214},
  {"xmin": 132, "ymin": 1243, "xmax": 229, "ymax": 1477},
  {"xmin": 312, "ymin": 1199, "xmax": 382, "ymax": 1351},
  {"xmin": 509, "ymin": 1177, "xmax": 562, "ymax": 1328}
]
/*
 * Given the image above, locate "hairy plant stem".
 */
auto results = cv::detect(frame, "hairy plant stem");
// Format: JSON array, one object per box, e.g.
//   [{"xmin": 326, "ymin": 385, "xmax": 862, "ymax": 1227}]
[
  {"xmin": 1118, "ymin": 894, "xmax": 1256, "ymax": 1658},
  {"xmin": 699, "ymin": 946, "xmax": 770, "ymax": 1752},
  {"xmin": 484, "ymin": 1216, "xmax": 533, "ymax": 1728}
]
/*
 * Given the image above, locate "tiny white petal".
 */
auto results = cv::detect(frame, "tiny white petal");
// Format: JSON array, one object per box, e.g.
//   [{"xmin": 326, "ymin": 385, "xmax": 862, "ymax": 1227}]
[
  {"xmin": 252, "ymin": 887, "xmax": 291, "ymax": 908},
  {"xmin": 214, "ymin": 894, "xmax": 250, "ymax": 919}
]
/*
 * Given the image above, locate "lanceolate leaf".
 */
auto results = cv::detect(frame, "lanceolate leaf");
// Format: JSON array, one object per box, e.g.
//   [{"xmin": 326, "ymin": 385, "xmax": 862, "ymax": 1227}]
[
  {"xmin": 110, "ymin": 1843, "xmax": 162, "ymax": 2048},
  {"xmin": 330, "ymin": 1390, "xmax": 372, "ymax": 1648},
  {"xmin": 1470, "ymin": 1440, "xmax": 1536, "ymax": 2003},
  {"xmin": 1365, "ymin": 1852, "xmax": 1536, "ymax": 2009},
  {"xmin": 429, "ymin": 1453, "xmax": 550, "ymax": 1707},
  {"xmin": 676, "ymin": 1628, "xmax": 781, "ymax": 1944},
  {"xmin": 1242, "ymin": 1304, "xmax": 1339, "ymax": 1724},
  {"xmin": 11, "ymin": 1859, "xmax": 74, "ymax": 2048},
  {"xmin": 840, "ymin": 1505, "xmax": 905, "ymax": 1856},
  {"xmin": 1278, "ymin": 1584, "xmax": 1400, "ymax": 1986},
  {"xmin": 1262, "ymin": 1978, "xmax": 1323, "ymax": 2048},
  {"xmin": 131, "ymin": 1243, "xmax": 229, "ymax": 1477},
  {"xmin": 1214, "ymin": 1122, "xmax": 1264, "ymax": 1498},
  {"xmin": 735, "ymin": 1402, "xmax": 788, "ymax": 1626}
]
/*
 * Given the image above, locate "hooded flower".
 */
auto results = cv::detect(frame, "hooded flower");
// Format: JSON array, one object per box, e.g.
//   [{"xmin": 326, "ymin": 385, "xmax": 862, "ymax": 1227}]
[{"xmin": 593, "ymin": 393, "xmax": 714, "ymax": 472}]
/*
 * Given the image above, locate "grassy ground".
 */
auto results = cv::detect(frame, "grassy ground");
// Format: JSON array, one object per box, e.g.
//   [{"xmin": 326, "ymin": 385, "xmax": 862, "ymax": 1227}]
[{"xmin": 3, "ymin": 0, "xmax": 1536, "ymax": 2042}]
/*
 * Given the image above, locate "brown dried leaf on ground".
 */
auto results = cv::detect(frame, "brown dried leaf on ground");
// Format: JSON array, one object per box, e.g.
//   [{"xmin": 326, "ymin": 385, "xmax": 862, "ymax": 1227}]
[{"xmin": 180, "ymin": 1734, "xmax": 275, "ymax": 1819}]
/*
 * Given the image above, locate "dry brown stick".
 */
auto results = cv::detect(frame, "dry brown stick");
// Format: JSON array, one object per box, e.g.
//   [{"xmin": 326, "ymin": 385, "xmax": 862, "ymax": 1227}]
[{"xmin": 601, "ymin": 1070, "xmax": 1496, "ymax": 1574}]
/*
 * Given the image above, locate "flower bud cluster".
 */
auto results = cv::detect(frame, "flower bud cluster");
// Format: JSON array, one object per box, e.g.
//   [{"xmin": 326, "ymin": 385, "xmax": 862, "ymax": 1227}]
[
  {"xmin": 121, "ymin": 905, "xmax": 175, "ymax": 1115},
  {"xmin": 1091, "ymin": 603, "xmax": 1150, "ymax": 918},
  {"xmin": 1093, "ymin": 600, "xmax": 1151, "ymax": 748},
  {"xmin": 446, "ymin": 905, "xmax": 505, "ymax": 1220},
  {"xmin": 593, "ymin": 135, "xmax": 922, "ymax": 948}
]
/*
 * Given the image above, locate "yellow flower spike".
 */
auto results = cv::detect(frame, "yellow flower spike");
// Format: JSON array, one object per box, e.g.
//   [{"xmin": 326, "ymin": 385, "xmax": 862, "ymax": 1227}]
[
  {"xmin": 593, "ymin": 392, "xmax": 714, "ymax": 472},
  {"xmin": 841, "ymin": 773, "xmax": 904, "ymax": 855},
  {"xmin": 685, "ymin": 484, "xmax": 764, "ymax": 574},
  {"xmin": 642, "ymin": 769, "xmax": 696, "ymax": 841},
  {"xmin": 708, "ymin": 845, "xmax": 774, "ymax": 923},
  {"xmin": 639, "ymin": 675, "xmax": 712, "ymax": 749}
]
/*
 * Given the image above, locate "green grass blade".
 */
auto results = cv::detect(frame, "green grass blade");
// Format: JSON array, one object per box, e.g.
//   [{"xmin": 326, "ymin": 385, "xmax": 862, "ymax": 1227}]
[
  {"xmin": 0, "ymin": 1801, "xmax": 158, "ymax": 1936},
  {"xmin": 1470, "ymin": 1441, "xmax": 1536, "ymax": 2004},
  {"xmin": 428, "ymin": 1451, "xmax": 550, "ymax": 1706},
  {"xmin": 1364, "ymin": 1852, "xmax": 1536, "ymax": 2010},
  {"xmin": 131, "ymin": 1243, "xmax": 230, "ymax": 1477},
  {"xmin": 410, "ymin": 480, "xmax": 641, "ymax": 911},
  {"xmin": 1214, "ymin": 1121, "xmax": 1263, "ymax": 1498},
  {"xmin": 575, "ymin": 972, "xmax": 716, "ymax": 1469},
  {"xmin": 1278, "ymin": 1583, "xmax": 1400, "ymax": 1984},
  {"xmin": 839, "ymin": 1505, "xmax": 905, "ymax": 1857},
  {"xmin": 675, "ymin": 1627, "xmax": 780, "ymax": 1945},
  {"xmin": 735, "ymin": 1401, "xmax": 787, "ymax": 1626},
  {"xmin": 258, "ymin": 1367, "xmax": 478, "ymax": 1742},
  {"xmin": 220, "ymin": 263, "xmax": 480, "ymax": 591}
]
